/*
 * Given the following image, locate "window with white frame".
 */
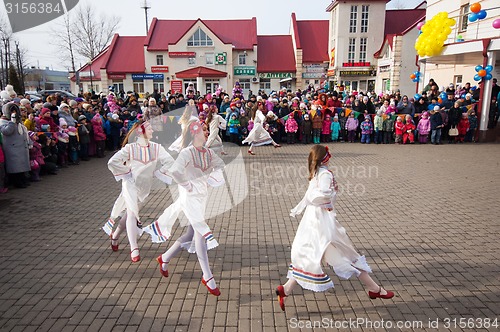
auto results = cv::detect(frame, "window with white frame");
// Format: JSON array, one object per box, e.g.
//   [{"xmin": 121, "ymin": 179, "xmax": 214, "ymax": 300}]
[
  {"xmin": 459, "ymin": 4, "xmax": 469, "ymax": 32},
  {"xmin": 359, "ymin": 38, "xmax": 367, "ymax": 62},
  {"xmin": 454, "ymin": 75, "xmax": 463, "ymax": 85},
  {"xmin": 133, "ymin": 81, "xmax": 144, "ymax": 93},
  {"xmin": 349, "ymin": 5, "xmax": 357, "ymax": 33},
  {"xmin": 153, "ymin": 79, "xmax": 165, "ymax": 93},
  {"xmin": 361, "ymin": 5, "xmax": 369, "ymax": 33},
  {"xmin": 206, "ymin": 52, "xmax": 214, "ymax": 65},
  {"xmin": 156, "ymin": 55, "xmax": 164, "ymax": 65},
  {"xmin": 188, "ymin": 57, "xmax": 196, "ymax": 66},
  {"xmin": 348, "ymin": 38, "xmax": 356, "ymax": 63},
  {"xmin": 187, "ymin": 28, "xmax": 213, "ymax": 47},
  {"xmin": 239, "ymin": 54, "xmax": 246, "ymax": 65},
  {"xmin": 239, "ymin": 79, "xmax": 251, "ymax": 90},
  {"xmin": 259, "ymin": 78, "xmax": 271, "ymax": 90}
]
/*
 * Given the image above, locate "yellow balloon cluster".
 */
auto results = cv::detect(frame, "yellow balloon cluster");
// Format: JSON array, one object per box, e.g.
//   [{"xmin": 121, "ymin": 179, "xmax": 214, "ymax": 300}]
[{"xmin": 415, "ymin": 12, "xmax": 456, "ymax": 57}]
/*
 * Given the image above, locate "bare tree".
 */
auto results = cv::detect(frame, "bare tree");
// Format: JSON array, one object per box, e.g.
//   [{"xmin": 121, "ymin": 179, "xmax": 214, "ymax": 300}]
[
  {"xmin": 51, "ymin": 14, "xmax": 78, "ymax": 72},
  {"xmin": 71, "ymin": 4, "xmax": 120, "ymax": 60}
]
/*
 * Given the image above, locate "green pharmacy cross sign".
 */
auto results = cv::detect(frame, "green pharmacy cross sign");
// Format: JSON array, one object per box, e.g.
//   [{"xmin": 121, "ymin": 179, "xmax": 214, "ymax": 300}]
[{"xmin": 215, "ymin": 53, "xmax": 227, "ymax": 65}]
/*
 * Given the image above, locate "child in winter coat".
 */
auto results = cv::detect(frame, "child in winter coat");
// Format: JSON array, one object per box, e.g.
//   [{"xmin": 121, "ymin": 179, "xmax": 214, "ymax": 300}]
[
  {"xmin": 312, "ymin": 113, "xmax": 323, "ymax": 144},
  {"xmin": 338, "ymin": 111, "xmax": 347, "ymax": 141},
  {"xmin": 57, "ymin": 118, "xmax": 69, "ymax": 167},
  {"xmin": 92, "ymin": 113, "xmax": 106, "ymax": 158},
  {"xmin": 301, "ymin": 114, "xmax": 312, "ymax": 144},
  {"xmin": 228, "ymin": 114, "xmax": 241, "ymax": 144},
  {"xmin": 68, "ymin": 126, "xmax": 80, "ymax": 165},
  {"xmin": 360, "ymin": 116, "xmax": 373, "ymax": 144},
  {"xmin": 345, "ymin": 112, "xmax": 359, "ymax": 143},
  {"xmin": 28, "ymin": 131, "xmax": 45, "ymax": 181},
  {"xmin": 77, "ymin": 115, "xmax": 91, "ymax": 161},
  {"xmin": 321, "ymin": 115, "xmax": 332, "ymax": 143},
  {"xmin": 457, "ymin": 113, "xmax": 470, "ymax": 143},
  {"xmin": 466, "ymin": 111, "xmax": 477, "ymax": 142},
  {"xmin": 386, "ymin": 101, "xmax": 397, "ymax": 116},
  {"xmin": 373, "ymin": 110, "xmax": 384, "ymax": 144},
  {"xmin": 330, "ymin": 116, "xmax": 341, "ymax": 142},
  {"xmin": 403, "ymin": 115, "xmax": 416, "ymax": 144},
  {"xmin": 285, "ymin": 115, "xmax": 299, "ymax": 144},
  {"xmin": 394, "ymin": 117, "xmax": 405, "ymax": 144},
  {"xmin": 382, "ymin": 115, "xmax": 395, "ymax": 144},
  {"xmin": 416, "ymin": 112, "xmax": 431, "ymax": 144}
]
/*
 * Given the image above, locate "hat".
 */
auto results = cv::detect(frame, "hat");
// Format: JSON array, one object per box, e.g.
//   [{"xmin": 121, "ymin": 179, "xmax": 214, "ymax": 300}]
[
  {"xmin": 59, "ymin": 118, "xmax": 67, "ymax": 126},
  {"xmin": 112, "ymin": 114, "xmax": 119, "ymax": 120},
  {"xmin": 203, "ymin": 104, "xmax": 209, "ymax": 110},
  {"xmin": 28, "ymin": 131, "xmax": 37, "ymax": 139},
  {"xmin": 20, "ymin": 98, "xmax": 30, "ymax": 106},
  {"xmin": 82, "ymin": 103, "xmax": 91, "ymax": 110},
  {"xmin": 69, "ymin": 100, "xmax": 78, "ymax": 107},
  {"xmin": 41, "ymin": 108, "xmax": 51, "ymax": 116},
  {"xmin": 433, "ymin": 105, "xmax": 440, "ymax": 111},
  {"xmin": 75, "ymin": 97, "xmax": 84, "ymax": 102},
  {"xmin": 230, "ymin": 102, "xmax": 236, "ymax": 107},
  {"xmin": 68, "ymin": 126, "xmax": 77, "ymax": 133},
  {"xmin": 60, "ymin": 103, "xmax": 69, "ymax": 109},
  {"xmin": 78, "ymin": 115, "xmax": 87, "ymax": 121},
  {"xmin": 334, "ymin": 115, "xmax": 339, "ymax": 119}
]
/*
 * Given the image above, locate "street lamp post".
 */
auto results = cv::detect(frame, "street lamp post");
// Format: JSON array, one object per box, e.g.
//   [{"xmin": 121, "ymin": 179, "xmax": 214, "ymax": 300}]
[{"xmin": 88, "ymin": 60, "xmax": 93, "ymax": 94}]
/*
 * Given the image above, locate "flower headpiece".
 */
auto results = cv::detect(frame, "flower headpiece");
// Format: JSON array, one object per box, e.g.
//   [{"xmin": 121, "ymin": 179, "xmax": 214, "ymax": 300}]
[
  {"xmin": 321, "ymin": 146, "xmax": 331, "ymax": 164},
  {"xmin": 189, "ymin": 121, "xmax": 203, "ymax": 136}
]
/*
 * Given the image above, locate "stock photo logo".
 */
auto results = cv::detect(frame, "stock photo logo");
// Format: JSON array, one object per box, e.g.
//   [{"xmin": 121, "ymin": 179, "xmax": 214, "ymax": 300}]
[{"xmin": 4, "ymin": 0, "xmax": 79, "ymax": 33}]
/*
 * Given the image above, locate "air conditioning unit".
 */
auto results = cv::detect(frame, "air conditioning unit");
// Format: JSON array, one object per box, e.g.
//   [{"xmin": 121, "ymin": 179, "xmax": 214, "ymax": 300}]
[{"xmin": 251, "ymin": 77, "xmax": 259, "ymax": 83}]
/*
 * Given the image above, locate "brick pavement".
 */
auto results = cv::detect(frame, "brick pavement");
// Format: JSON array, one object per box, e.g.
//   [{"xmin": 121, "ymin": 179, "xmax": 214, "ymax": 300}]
[{"xmin": 0, "ymin": 143, "xmax": 499, "ymax": 332}]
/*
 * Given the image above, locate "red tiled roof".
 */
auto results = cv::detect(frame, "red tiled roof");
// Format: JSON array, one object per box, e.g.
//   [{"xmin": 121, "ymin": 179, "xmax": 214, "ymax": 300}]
[
  {"xmin": 385, "ymin": 9, "xmax": 425, "ymax": 35},
  {"xmin": 257, "ymin": 35, "xmax": 296, "ymax": 73},
  {"xmin": 175, "ymin": 66, "xmax": 227, "ymax": 78},
  {"xmin": 72, "ymin": 47, "xmax": 110, "ymax": 82},
  {"xmin": 296, "ymin": 20, "xmax": 329, "ymax": 63},
  {"xmin": 146, "ymin": 18, "xmax": 257, "ymax": 51},
  {"xmin": 104, "ymin": 35, "xmax": 146, "ymax": 74}
]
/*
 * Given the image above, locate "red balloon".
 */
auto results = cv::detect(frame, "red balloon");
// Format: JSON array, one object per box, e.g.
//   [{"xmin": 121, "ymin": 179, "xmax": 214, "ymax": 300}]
[{"xmin": 470, "ymin": 3, "xmax": 481, "ymax": 14}]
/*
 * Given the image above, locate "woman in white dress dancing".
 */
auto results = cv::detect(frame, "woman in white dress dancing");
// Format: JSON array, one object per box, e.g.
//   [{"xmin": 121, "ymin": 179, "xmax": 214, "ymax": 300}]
[{"xmin": 242, "ymin": 101, "xmax": 280, "ymax": 155}]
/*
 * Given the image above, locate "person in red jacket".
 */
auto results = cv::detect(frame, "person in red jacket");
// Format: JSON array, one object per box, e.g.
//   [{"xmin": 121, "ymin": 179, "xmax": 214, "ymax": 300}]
[
  {"xmin": 394, "ymin": 117, "xmax": 405, "ymax": 144},
  {"xmin": 402, "ymin": 114, "xmax": 416, "ymax": 144},
  {"xmin": 38, "ymin": 108, "xmax": 58, "ymax": 133},
  {"xmin": 456, "ymin": 112, "xmax": 470, "ymax": 143}
]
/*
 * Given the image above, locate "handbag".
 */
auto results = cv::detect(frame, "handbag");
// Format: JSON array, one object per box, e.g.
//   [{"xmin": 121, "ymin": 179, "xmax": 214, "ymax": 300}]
[{"xmin": 448, "ymin": 126, "xmax": 458, "ymax": 136}]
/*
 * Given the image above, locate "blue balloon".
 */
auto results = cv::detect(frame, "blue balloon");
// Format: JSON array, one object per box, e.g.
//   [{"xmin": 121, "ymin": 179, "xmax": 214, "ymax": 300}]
[
  {"xmin": 477, "ymin": 10, "xmax": 487, "ymax": 20},
  {"xmin": 471, "ymin": 86, "xmax": 477, "ymax": 91},
  {"xmin": 475, "ymin": 65, "xmax": 483, "ymax": 72},
  {"xmin": 485, "ymin": 73, "xmax": 492, "ymax": 80},
  {"xmin": 469, "ymin": 13, "xmax": 478, "ymax": 22},
  {"xmin": 414, "ymin": 94, "xmax": 422, "ymax": 100},
  {"xmin": 413, "ymin": 79, "xmax": 419, "ymax": 83},
  {"xmin": 474, "ymin": 74, "xmax": 481, "ymax": 81},
  {"xmin": 461, "ymin": 94, "xmax": 466, "ymax": 99},
  {"xmin": 440, "ymin": 92, "xmax": 447, "ymax": 99},
  {"xmin": 485, "ymin": 65, "xmax": 493, "ymax": 72}
]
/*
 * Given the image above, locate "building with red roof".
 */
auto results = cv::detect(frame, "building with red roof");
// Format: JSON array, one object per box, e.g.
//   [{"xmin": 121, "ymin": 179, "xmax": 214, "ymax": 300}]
[{"xmin": 373, "ymin": 7, "xmax": 426, "ymax": 95}]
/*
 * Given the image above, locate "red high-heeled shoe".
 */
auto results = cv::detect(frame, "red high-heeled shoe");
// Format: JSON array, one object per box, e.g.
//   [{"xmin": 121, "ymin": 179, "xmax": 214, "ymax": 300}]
[
  {"xmin": 156, "ymin": 255, "xmax": 169, "ymax": 278},
  {"xmin": 130, "ymin": 248, "xmax": 140, "ymax": 262},
  {"xmin": 110, "ymin": 235, "xmax": 118, "ymax": 252},
  {"xmin": 202, "ymin": 277, "xmax": 221, "ymax": 296},
  {"xmin": 275, "ymin": 285, "xmax": 286, "ymax": 311},
  {"xmin": 247, "ymin": 150, "xmax": 255, "ymax": 155},
  {"xmin": 368, "ymin": 286, "xmax": 394, "ymax": 299}
]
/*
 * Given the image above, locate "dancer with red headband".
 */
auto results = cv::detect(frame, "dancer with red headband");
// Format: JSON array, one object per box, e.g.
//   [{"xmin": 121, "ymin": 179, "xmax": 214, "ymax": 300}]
[
  {"xmin": 242, "ymin": 101, "xmax": 280, "ymax": 155},
  {"xmin": 103, "ymin": 120, "xmax": 174, "ymax": 262},
  {"xmin": 275, "ymin": 145, "xmax": 394, "ymax": 311},
  {"xmin": 144, "ymin": 119, "xmax": 225, "ymax": 296}
]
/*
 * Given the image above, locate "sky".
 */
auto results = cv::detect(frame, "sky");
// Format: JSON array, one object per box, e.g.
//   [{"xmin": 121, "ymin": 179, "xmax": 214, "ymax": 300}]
[{"xmin": 1, "ymin": 0, "xmax": 423, "ymax": 72}]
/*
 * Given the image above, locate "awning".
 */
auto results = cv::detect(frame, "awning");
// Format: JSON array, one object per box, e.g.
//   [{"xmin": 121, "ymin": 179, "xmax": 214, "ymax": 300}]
[{"xmin": 176, "ymin": 66, "xmax": 227, "ymax": 78}]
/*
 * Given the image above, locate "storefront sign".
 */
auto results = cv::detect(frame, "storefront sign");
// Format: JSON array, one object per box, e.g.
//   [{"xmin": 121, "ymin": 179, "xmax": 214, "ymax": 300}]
[
  {"xmin": 108, "ymin": 74, "xmax": 126, "ymax": 80},
  {"xmin": 303, "ymin": 64, "xmax": 327, "ymax": 73},
  {"xmin": 132, "ymin": 74, "xmax": 164, "ymax": 80},
  {"xmin": 379, "ymin": 65, "xmax": 390, "ymax": 73},
  {"xmin": 234, "ymin": 66, "xmax": 256, "ymax": 76},
  {"xmin": 339, "ymin": 70, "xmax": 374, "ymax": 77},
  {"xmin": 151, "ymin": 66, "xmax": 169, "ymax": 73},
  {"xmin": 302, "ymin": 72, "xmax": 326, "ymax": 79},
  {"xmin": 327, "ymin": 69, "xmax": 336, "ymax": 76},
  {"xmin": 169, "ymin": 52, "xmax": 196, "ymax": 58},
  {"xmin": 342, "ymin": 62, "xmax": 371, "ymax": 67},
  {"xmin": 171, "ymin": 80, "xmax": 183, "ymax": 93},
  {"xmin": 258, "ymin": 72, "xmax": 295, "ymax": 79},
  {"xmin": 215, "ymin": 52, "xmax": 227, "ymax": 65}
]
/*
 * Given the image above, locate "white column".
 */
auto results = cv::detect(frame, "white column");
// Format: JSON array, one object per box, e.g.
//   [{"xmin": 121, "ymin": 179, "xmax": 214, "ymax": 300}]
[
  {"xmin": 479, "ymin": 51, "xmax": 496, "ymax": 131},
  {"xmin": 196, "ymin": 77, "xmax": 203, "ymax": 94}
]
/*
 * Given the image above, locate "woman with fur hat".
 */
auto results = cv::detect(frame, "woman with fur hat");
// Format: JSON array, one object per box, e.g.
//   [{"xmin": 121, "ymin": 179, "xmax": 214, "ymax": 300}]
[
  {"xmin": 0, "ymin": 103, "xmax": 31, "ymax": 188},
  {"xmin": 103, "ymin": 120, "xmax": 175, "ymax": 262},
  {"xmin": 144, "ymin": 119, "xmax": 225, "ymax": 296},
  {"xmin": 242, "ymin": 101, "xmax": 281, "ymax": 155},
  {"xmin": 275, "ymin": 145, "xmax": 394, "ymax": 312}
]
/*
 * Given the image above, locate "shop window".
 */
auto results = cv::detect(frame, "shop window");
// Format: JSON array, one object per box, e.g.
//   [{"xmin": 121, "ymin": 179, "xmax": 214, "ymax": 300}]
[
  {"xmin": 133, "ymin": 81, "xmax": 144, "ymax": 93},
  {"xmin": 259, "ymin": 78, "xmax": 271, "ymax": 90}
]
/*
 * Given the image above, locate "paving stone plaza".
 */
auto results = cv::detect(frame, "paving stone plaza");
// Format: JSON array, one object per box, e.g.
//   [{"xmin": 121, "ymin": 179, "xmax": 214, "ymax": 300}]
[{"xmin": 1, "ymin": 143, "xmax": 499, "ymax": 331}]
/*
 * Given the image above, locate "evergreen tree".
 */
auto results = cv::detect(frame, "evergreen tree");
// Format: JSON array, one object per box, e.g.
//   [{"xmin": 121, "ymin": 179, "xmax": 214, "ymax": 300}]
[{"xmin": 8, "ymin": 64, "xmax": 23, "ymax": 95}]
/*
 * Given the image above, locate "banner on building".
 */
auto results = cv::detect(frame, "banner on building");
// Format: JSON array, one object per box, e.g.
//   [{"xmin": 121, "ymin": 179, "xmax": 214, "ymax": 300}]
[
  {"xmin": 258, "ymin": 72, "xmax": 295, "ymax": 79},
  {"xmin": 234, "ymin": 66, "xmax": 256, "ymax": 76},
  {"xmin": 151, "ymin": 66, "xmax": 169, "ymax": 73},
  {"xmin": 132, "ymin": 74, "xmax": 164, "ymax": 80},
  {"xmin": 215, "ymin": 53, "xmax": 227, "ymax": 65},
  {"xmin": 171, "ymin": 80, "xmax": 183, "ymax": 93},
  {"xmin": 169, "ymin": 52, "xmax": 196, "ymax": 57}
]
